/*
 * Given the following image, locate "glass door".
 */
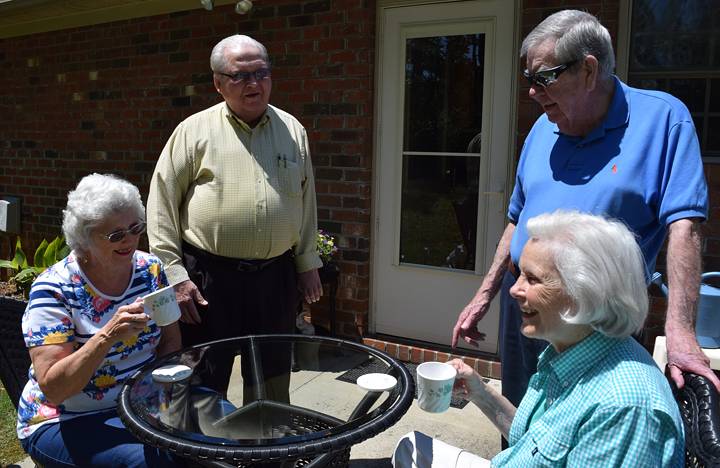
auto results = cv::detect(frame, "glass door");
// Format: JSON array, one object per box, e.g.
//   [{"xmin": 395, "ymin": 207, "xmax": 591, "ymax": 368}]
[{"xmin": 372, "ymin": 0, "xmax": 517, "ymax": 352}]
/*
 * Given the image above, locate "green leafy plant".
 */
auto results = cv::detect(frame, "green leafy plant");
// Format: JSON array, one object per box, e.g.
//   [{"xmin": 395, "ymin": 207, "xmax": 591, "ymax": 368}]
[
  {"xmin": 317, "ymin": 230, "xmax": 338, "ymax": 265},
  {"xmin": 0, "ymin": 236, "xmax": 70, "ymax": 298}
]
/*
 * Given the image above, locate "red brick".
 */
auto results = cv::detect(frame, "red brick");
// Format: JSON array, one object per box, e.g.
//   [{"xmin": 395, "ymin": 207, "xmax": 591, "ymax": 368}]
[
  {"xmin": 422, "ymin": 349, "xmax": 437, "ymax": 362},
  {"xmin": 410, "ymin": 348, "xmax": 422, "ymax": 364}
]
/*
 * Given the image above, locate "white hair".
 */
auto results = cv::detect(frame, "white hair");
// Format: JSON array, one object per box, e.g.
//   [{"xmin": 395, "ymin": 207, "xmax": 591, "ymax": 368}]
[
  {"xmin": 62, "ymin": 174, "xmax": 145, "ymax": 253},
  {"xmin": 520, "ymin": 9, "xmax": 615, "ymax": 80},
  {"xmin": 210, "ymin": 34, "xmax": 269, "ymax": 72},
  {"xmin": 526, "ymin": 210, "xmax": 648, "ymax": 338}
]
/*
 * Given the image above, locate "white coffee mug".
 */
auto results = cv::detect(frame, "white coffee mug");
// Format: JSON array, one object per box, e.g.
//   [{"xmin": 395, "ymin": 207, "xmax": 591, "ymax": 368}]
[
  {"xmin": 416, "ymin": 361, "xmax": 457, "ymax": 413},
  {"xmin": 143, "ymin": 285, "xmax": 181, "ymax": 326}
]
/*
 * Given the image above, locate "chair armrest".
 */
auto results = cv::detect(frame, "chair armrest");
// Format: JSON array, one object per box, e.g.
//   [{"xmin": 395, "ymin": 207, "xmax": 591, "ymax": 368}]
[{"xmin": 669, "ymin": 372, "xmax": 720, "ymax": 466}]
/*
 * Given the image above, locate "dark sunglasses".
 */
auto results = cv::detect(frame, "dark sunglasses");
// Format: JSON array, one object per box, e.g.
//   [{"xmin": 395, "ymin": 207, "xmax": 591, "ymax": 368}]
[
  {"xmin": 104, "ymin": 222, "xmax": 146, "ymax": 243},
  {"xmin": 523, "ymin": 60, "xmax": 577, "ymax": 88},
  {"xmin": 216, "ymin": 67, "xmax": 271, "ymax": 84}
]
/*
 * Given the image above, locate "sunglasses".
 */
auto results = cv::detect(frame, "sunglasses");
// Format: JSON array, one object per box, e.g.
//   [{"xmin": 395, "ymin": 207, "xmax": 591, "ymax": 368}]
[
  {"xmin": 104, "ymin": 222, "xmax": 146, "ymax": 243},
  {"xmin": 523, "ymin": 60, "xmax": 577, "ymax": 88},
  {"xmin": 216, "ymin": 67, "xmax": 271, "ymax": 84}
]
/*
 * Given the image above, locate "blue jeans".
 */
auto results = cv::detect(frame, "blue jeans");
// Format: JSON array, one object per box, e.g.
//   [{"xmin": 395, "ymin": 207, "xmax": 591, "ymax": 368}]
[
  {"xmin": 20, "ymin": 408, "xmax": 182, "ymax": 467},
  {"xmin": 499, "ymin": 271, "xmax": 548, "ymax": 408}
]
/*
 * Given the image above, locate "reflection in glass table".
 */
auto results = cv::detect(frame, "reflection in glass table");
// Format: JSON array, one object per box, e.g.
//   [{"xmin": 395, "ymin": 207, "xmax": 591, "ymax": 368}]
[{"xmin": 117, "ymin": 335, "xmax": 414, "ymax": 467}]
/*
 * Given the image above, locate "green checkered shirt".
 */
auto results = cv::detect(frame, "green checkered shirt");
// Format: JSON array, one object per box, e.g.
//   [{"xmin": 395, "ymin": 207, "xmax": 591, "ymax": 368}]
[{"xmin": 491, "ymin": 332, "xmax": 684, "ymax": 467}]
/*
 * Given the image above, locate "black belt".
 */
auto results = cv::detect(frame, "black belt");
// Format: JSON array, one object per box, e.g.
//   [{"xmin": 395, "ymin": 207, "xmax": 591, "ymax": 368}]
[
  {"xmin": 183, "ymin": 241, "xmax": 291, "ymax": 273},
  {"xmin": 507, "ymin": 259, "xmax": 519, "ymax": 279}
]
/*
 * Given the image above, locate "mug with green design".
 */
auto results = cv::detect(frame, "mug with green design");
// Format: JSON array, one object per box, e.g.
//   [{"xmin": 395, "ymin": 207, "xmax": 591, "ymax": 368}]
[
  {"xmin": 416, "ymin": 361, "xmax": 457, "ymax": 413},
  {"xmin": 143, "ymin": 285, "xmax": 181, "ymax": 326}
]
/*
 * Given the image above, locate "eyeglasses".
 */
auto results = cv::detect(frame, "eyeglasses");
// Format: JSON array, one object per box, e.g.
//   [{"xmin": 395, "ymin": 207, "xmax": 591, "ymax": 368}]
[
  {"xmin": 523, "ymin": 61, "xmax": 577, "ymax": 88},
  {"xmin": 104, "ymin": 222, "xmax": 146, "ymax": 243},
  {"xmin": 216, "ymin": 68, "xmax": 271, "ymax": 84}
]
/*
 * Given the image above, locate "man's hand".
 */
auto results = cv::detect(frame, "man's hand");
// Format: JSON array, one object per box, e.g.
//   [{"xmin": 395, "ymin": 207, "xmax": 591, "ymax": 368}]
[
  {"xmin": 451, "ymin": 300, "xmax": 488, "ymax": 348},
  {"xmin": 174, "ymin": 279, "xmax": 208, "ymax": 325},
  {"xmin": 664, "ymin": 219, "xmax": 720, "ymax": 391},
  {"xmin": 298, "ymin": 269, "xmax": 322, "ymax": 304},
  {"xmin": 451, "ymin": 222, "xmax": 515, "ymax": 348},
  {"xmin": 666, "ymin": 331, "xmax": 720, "ymax": 392}
]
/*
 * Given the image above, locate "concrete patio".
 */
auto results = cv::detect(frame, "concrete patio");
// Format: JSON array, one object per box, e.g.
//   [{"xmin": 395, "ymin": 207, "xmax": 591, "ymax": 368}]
[{"xmin": 12, "ymin": 352, "xmax": 502, "ymax": 467}]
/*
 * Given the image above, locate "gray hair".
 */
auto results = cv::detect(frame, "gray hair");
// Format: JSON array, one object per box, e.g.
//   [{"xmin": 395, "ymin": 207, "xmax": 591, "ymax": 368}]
[
  {"xmin": 210, "ymin": 35, "xmax": 269, "ymax": 72},
  {"xmin": 526, "ymin": 210, "xmax": 647, "ymax": 338},
  {"xmin": 520, "ymin": 10, "xmax": 615, "ymax": 80},
  {"xmin": 62, "ymin": 173, "xmax": 145, "ymax": 253}
]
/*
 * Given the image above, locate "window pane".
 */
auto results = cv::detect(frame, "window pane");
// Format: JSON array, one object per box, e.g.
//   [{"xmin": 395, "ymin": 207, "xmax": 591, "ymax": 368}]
[
  {"xmin": 403, "ymin": 34, "xmax": 485, "ymax": 153},
  {"xmin": 632, "ymin": 0, "xmax": 712, "ymax": 33},
  {"xmin": 630, "ymin": 0, "xmax": 716, "ymax": 70},
  {"xmin": 399, "ymin": 155, "xmax": 479, "ymax": 270},
  {"xmin": 668, "ymin": 79, "xmax": 706, "ymax": 112},
  {"xmin": 710, "ymin": 79, "xmax": 720, "ymax": 110},
  {"xmin": 630, "ymin": 0, "xmax": 719, "ymax": 157},
  {"xmin": 631, "ymin": 34, "xmax": 710, "ymax": 70},
  {"xmin": 708, "ymin": 117, "xmax": 720, "ymax": 152}
]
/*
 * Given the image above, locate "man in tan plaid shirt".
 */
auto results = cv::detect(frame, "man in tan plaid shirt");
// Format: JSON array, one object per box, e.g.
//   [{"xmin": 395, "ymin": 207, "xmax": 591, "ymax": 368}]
[{"xmin": 147, "ymin": 34, "xmax": 322, "ymax": 400}]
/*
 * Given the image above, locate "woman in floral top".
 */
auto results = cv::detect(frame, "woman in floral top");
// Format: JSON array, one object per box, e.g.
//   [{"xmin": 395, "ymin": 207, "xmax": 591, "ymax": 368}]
[{"xmin": 17, "ymin": 174, "xmax": 182, "ymax": 467}]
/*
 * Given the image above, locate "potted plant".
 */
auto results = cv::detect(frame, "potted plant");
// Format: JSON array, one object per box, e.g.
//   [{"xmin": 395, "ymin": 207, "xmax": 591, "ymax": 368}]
[
  {"xmin": 0, "ymin": 236, "xmax": 70, "ymax": 300},
  {"xmin": 317, "ymin": 229, "xmax": 339, "ymax": 283},
  {"xmin": 0, "ymin": 236, "xmax": 69, "ymax": 407}
]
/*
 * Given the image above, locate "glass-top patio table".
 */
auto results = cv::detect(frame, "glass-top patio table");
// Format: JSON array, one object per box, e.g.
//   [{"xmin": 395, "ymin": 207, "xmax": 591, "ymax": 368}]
[{"xmin": 117, "ymin": 335, "xmax": 414, "ymax": 467}]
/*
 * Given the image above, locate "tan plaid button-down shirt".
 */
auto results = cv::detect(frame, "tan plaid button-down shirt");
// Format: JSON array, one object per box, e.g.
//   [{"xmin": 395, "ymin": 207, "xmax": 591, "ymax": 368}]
[{"xmin": 147, "ymin": 102, "xmax": 322, "ymax": 285}]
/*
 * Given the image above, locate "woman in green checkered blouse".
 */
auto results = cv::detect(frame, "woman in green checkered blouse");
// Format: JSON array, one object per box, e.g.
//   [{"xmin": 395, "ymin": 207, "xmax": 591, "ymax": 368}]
[{"xmin": 394, "ymin": 211, "xmax": 684, "ymax": 467}]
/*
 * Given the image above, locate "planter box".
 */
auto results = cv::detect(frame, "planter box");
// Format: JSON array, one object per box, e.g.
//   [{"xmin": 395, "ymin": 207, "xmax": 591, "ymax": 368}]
[{"xmin": 0, "ymin": 296, "xmax": 30, "ymax": 408}]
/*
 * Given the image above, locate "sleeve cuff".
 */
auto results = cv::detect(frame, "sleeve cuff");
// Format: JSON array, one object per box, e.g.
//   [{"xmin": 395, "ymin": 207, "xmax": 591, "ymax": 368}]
[
  {"xmin": 294, "ymin": 251, "xmax": 323, "ymax": 273},
  {"xmin": 664, "ymin": 209, "xmax": 707, "ymax": 226},
  {"xmin": 165, "ymin": 263, "xmax": 190, "ymax": 286}
]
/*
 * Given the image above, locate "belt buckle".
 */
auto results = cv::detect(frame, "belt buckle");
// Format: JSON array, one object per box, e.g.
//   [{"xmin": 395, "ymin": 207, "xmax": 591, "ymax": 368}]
[{"xmin": 236, "ymin": 261, "xmax": 259, "ymax": 273}]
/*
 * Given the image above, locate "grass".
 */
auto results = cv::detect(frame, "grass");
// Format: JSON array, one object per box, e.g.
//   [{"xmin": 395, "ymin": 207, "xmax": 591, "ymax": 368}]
[{"xmin": 0, "ymin": 388, "xmax": 24, "ymax": 467}]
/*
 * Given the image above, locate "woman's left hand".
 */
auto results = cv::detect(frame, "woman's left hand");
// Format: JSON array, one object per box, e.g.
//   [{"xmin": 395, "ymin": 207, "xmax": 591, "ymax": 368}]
[{"xmin": 448, "ymin": 358, "xmax": 485, "ymax": 400}]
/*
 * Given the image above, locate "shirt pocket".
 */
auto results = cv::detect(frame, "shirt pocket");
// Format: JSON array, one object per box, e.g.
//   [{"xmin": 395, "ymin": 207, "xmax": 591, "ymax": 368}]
[
  {"xmin": 277, "ymin": 156, "xmax": 302, "ymax": 197},
  {"xmin": 529, "ymin": 424, "xmax": 571, "ymax": 465}
]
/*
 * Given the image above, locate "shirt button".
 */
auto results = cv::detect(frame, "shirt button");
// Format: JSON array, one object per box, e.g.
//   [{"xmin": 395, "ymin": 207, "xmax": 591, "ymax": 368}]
[{"xmin": 258, "ymin": 228, "xmax": 262, "ymax": 232}]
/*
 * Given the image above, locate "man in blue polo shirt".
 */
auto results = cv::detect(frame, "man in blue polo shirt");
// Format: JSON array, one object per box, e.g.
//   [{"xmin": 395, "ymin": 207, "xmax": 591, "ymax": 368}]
[{"xmin": 451, "ymin": 9, "xmax": 719, "ymax": 419}]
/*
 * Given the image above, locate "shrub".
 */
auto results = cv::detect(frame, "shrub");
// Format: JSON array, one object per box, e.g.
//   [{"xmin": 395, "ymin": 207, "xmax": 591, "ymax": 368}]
[{"xmin": 0, "ymin": 236, "xmax": 70, "ymax": 298}]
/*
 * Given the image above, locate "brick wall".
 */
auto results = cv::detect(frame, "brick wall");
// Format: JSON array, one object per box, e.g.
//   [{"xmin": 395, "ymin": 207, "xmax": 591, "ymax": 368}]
[
  {"xmin": 1, "ymin": 0, "xmax": 717, "ymax": 349},
  {"xmin": 0, "ymin": 0, "xmax": 375, "ymax": 336}
]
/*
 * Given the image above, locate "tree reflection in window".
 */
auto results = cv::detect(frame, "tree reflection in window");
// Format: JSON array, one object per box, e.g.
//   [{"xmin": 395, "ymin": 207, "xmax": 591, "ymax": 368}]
[
  {"xmin": 629, "ymin": 0, "xmax": 720, "ymax": 157},
  {"xmin": 398, "ymin": 34, "xmax": 484, "ymax": 270}
]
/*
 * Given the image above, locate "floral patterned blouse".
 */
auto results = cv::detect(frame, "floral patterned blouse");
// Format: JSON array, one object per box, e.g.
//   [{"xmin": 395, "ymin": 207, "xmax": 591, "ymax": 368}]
[{"xmin": 16, "ymin": 250, "xmax": 168, "ymax": 439}]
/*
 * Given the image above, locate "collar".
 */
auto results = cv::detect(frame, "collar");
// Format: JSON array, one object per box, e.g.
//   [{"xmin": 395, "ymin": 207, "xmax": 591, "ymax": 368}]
[
  {"xmin": 224, "ymin": 103, "xmax": 271, "ymax": 131},
  {"xmin": 537, "ymin": 331, "xmax": 621, "ymax": 390}
]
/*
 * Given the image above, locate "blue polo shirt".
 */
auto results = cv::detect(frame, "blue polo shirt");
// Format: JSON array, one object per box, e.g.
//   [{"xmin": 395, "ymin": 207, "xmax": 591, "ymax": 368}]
[{"xmin": 508, "ymin": 77, "xmax": 707, "ymax": 275}]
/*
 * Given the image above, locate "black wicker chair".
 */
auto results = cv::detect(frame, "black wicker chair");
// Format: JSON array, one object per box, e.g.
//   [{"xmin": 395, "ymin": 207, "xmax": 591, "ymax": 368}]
[
  {"xmin": 669, "ymin": 372, "xmax": 720, "ymax": 467},
  {"xmin": 0, "ymin": 297, "xmax": 30, "ymax": 409}
]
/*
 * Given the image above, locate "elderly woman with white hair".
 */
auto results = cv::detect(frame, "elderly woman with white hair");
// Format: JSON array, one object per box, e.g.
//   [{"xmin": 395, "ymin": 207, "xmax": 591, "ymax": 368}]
[
  {"xmin": 396, "ymin": 211, "xmax": 684, "ymax": 467},
  {"xmin": 16, "ymin": 174, "xmax": 182, "ymax": 467}
]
